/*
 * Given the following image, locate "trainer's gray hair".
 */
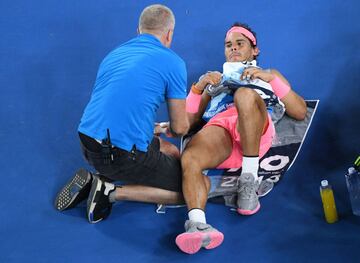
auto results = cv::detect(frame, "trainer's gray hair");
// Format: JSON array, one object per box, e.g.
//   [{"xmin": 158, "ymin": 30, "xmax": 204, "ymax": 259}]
[{"xmin": 138, "ymin": 4, "xmax": 175, "ymax": 34}]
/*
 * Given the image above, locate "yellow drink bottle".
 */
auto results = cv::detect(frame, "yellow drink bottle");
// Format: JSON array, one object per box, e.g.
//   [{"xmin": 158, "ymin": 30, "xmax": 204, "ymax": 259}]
[{"xmin": 320, "ymin": 180, "xmax": 338, "ymax": 223}]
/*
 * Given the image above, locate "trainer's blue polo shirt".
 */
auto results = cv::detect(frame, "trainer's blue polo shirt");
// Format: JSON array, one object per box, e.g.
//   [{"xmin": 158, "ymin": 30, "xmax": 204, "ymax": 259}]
[{"xmin": 78, "ymin": 34, "xmax": 187, "ymax": 152}]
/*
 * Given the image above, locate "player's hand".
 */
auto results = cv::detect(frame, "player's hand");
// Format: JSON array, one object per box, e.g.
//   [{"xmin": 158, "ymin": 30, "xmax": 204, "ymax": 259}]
[
  {"xmin": 241, "ymin": 67, "xmax": 275, "ymax": 82},
  {"xmin": 197, "ymin": 71, "xmax": 222, "ymax": 90}
]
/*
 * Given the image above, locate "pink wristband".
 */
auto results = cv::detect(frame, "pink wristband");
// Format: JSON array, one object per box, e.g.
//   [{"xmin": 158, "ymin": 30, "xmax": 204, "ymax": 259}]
[
  {"xmin": 186, "ymin": 90, "xmax": 202, "ymax": 113},
  {"xmin": 269, "ymin": 76, "xmax": 290, "ymax": 99}
]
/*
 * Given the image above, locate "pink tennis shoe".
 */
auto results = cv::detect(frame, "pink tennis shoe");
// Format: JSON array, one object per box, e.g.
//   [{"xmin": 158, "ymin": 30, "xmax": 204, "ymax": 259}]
[{"xmin": 176, "ymin": 220, "xmax": 224, "ymax": 254}]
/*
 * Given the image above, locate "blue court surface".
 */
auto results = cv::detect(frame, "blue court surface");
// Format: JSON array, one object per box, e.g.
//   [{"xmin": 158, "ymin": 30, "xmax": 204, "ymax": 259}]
[{"xmin": 1, "ymin": 0, "xmax": 360, "ymax": 262}]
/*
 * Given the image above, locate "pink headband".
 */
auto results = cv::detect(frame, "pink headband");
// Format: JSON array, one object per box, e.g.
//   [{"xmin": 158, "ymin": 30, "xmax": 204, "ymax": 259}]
[{"xmin": 226, "ymin": 26, "xmax": 257, "ymax": 46}]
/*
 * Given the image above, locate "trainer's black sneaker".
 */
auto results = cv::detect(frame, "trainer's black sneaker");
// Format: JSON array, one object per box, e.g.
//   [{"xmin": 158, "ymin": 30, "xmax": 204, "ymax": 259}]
[
  {"xmin": 54, "ymin": 168, "xmax": 93, "ymax": 211},
  {"xmin": 87, "ymin": 176, "xmax": 116, "ymax": 224}
]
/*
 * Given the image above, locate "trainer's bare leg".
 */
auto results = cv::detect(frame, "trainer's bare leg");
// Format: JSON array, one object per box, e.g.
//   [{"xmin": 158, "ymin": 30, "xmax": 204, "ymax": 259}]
[
  {"xmin": 113, "ymin": 185, "xmax": 184, "ymax": 204},
  {"xmin": 110, "ymin": 137, "xmax": 183, "ymax": 205},
  {"xmin": 181, "ymin": 125, "xmax": 233, "ymax": 211}
]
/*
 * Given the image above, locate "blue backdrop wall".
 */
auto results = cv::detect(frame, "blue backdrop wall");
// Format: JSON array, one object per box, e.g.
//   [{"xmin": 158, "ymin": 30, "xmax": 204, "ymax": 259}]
[{"xmin": 1, "ymin": 0, "xmax": 360, "ymax": 262}]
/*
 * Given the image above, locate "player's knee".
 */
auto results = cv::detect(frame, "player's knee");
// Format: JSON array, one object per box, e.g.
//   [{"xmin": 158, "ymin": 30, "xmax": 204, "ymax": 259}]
[
  {"xmin": 234, "ymin": 88, "xmax": 266, "ymax": 114},
  {"xmin": 181, "ymin": 149, "xmax": 202, "ymax": 173},
  {"xmin": 234, "ymin": 88, "xmax": 258, "ymax": 106}
]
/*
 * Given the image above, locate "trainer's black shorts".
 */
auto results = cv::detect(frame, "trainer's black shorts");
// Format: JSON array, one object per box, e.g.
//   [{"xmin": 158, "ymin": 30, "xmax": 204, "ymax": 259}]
[{"xmin": 79, "ymin": 132, "xmax": 182, "ymax": 192}]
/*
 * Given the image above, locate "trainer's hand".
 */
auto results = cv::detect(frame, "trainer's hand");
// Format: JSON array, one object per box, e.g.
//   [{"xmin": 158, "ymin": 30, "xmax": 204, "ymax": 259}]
[
  {"xmin": 241, "ymin": 67, "xmax": 275, "ymax": 82},
  {"xmin": 197, "ymin": 71, "xmax": 222, "ymax": 90},
  {"xmin": 154, "ymin": 122, "xmax": 174, "ymax": 138}
]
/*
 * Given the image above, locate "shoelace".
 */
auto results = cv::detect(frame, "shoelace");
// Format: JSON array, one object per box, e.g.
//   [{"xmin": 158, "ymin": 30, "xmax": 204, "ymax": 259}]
[{"xmin": 238, "ymin": 182, "xmax": 257, "ymax": 199}]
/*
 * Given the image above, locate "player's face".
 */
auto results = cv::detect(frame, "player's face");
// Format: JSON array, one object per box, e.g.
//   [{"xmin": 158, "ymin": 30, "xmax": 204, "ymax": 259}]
[{"xmin": 224, "ymin": 32, "xmax": 258, "ymax": 62}]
